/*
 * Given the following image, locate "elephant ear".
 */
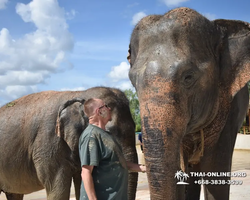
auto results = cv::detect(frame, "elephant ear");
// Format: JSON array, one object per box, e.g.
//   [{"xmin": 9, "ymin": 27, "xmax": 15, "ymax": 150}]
[
  {"xmin": 56, "ymin": 98, "xmax": 87, "ymax": 139},
  {"xmin": 215, "ymin": 19, "xmax": 250, "ymax": 98}
]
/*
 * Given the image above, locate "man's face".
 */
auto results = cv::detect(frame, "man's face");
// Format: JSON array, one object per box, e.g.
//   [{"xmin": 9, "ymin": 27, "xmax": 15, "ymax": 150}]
[{"xmin": 97, "ymin": 100, "xmax": 112, "ymax": 122}]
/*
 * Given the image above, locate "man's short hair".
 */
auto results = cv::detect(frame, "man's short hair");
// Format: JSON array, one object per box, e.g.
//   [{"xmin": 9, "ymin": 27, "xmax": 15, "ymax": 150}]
[{"xmin": 83, "ymin": 98, "xmax": 98, "ymax": 117}]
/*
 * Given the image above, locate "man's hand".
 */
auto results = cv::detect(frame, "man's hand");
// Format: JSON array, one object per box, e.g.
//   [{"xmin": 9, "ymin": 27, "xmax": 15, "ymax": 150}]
[
  {"xmin": 126, "ymin": 161, "xmax": 146, "ymax": 173},
  {"xmin": 81, "ymin": 165, "xmax": 97, "ymax": 200}
]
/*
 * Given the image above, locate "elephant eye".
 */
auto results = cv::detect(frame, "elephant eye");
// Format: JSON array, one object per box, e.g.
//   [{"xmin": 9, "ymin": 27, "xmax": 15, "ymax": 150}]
[
  {"xmin": 185, "ymin": 75, "xmax": 193, "ymax": 82},
  {"xmin": 182, "ymin": 71, "xmax": 197, "ymax": 88}
]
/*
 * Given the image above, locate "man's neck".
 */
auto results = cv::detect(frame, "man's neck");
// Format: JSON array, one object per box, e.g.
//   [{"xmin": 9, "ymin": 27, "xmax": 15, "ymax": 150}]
[{"xmin": 89, "ymin": 119, "xmax": 106, "ymax": 130}]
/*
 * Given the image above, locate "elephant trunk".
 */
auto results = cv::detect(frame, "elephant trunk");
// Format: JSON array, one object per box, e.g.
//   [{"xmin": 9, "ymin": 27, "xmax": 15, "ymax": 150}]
[
  {"xmin": 139, "ymin": 92, "xmax": 188, "ymax": 200},
  {"xmin": 124, "ymin": 146, "xmax": 138, "ymax": 200}
]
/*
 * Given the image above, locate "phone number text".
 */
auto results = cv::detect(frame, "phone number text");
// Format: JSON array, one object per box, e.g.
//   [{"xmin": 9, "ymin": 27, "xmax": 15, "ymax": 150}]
[{"xmin": 194, "ymin": 180, "xmax": 243, "ymax": 185}]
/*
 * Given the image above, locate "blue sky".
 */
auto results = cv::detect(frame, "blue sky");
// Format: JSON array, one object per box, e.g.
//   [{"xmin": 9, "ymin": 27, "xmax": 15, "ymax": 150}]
[{"xmin": 0, "ymin": 0, "xmax": 250, "ymax": 106}]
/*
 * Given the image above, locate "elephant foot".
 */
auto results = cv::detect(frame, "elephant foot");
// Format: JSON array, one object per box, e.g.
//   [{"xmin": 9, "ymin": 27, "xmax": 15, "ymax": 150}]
[{"xmin": 5, "ymin": 192, "xmax": 24, "ymax": 200}]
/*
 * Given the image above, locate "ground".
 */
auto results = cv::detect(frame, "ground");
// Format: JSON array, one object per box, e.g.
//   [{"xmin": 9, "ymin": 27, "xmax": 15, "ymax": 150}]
[{"xmin": 0, "ymin": 146, "xmax": 249, "ymax": 200}]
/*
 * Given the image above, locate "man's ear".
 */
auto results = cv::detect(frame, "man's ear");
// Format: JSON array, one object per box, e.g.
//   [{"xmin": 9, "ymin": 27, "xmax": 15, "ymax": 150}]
[
  {"xmin": 96, "ymin": 108, "xmax": 101, "ymax": 116},
  {"xmin": 100, "ymin": 109, "xmax": 108, "ymax": 118},
  {"xmin": 99, "ymin": 110, "xmax": 104, "ymax": 117}
]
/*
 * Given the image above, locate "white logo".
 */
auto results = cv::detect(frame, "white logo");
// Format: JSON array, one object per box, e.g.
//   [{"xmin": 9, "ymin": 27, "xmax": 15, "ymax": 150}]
[{"xmin": 175, "ymin": 170, "xmax": 189, "ymax": 185}]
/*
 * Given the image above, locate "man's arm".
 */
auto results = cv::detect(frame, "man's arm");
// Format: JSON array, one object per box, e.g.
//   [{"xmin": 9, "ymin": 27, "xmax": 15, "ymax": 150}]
[
  {"xmin": 81, "ymin": 165, "xmax": 97, "ymax": 200},
  {"xmin": 126, "ymin": 161, "xmax": 146, "ymax": 173}
]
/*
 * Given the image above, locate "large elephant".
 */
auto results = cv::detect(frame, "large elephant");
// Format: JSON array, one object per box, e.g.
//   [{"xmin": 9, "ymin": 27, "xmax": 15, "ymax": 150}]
[
  {"xmin": 128, "ymin": 7, "xmax": 250, "ymax": 200},
  {"xmin": 0, "ymin": 87, "xmax": 138, "ymax": 200}
]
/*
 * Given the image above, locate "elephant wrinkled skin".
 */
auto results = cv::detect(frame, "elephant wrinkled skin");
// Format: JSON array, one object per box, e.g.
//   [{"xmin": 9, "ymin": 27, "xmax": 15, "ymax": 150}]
[
  {"xmin": 0, "ymin": 87, "xmax": 138, "ymax": 200},
  {"xmin": 128, "ymin": 7, "xmax": 250, "ymax": 200}
]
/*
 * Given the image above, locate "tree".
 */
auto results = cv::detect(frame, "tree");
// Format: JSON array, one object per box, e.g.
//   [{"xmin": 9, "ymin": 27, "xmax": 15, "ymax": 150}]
[{"xmin": 124, "ymin": 89, "xmax": 141, "ymax": 132}]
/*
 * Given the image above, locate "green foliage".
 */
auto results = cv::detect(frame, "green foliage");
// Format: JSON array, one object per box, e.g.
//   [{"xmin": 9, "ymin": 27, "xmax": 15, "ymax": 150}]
[
  {"xmin": 136, "ymin": 124, "xmax": 141, "ymax": 132},
  {"xmin": 124, "ymin": 89, "xmax": 141, "ymax": 131},
  {"xmin": 6, "ymin": 102, "xmax": 15, "ymax": 107}
]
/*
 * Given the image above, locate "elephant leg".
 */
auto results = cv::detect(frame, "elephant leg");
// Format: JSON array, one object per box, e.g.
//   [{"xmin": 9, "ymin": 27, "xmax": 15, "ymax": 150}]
[
  {"xmin": 45, "ymin": 177, "xmax": 72, "ymax": 200},
  {"xmin": 185, "ymin": 177, "xmax": 201, "ymax": 200},
  {"xmin": 202, "ymin": 144, "xmax": 233, "ymax": 200},
  {"xmin": 201, "ymin": 86, "xmax": 247, "ymax": 200},
  {"xmin": 177, "ymin": 185, "xmax": 185, "ymax": 200},
  {"xmin": 201, "ymin": 132, "xmax": 234, "ymax": 200},
  {"xmin": 203, "ymin": 177, "xmax": 230, "ymax": 200},
  {"xmin": 201, "ymin": 125, "xmax": 237, "ymax": 199},
  {"xmin": 185, "ymin": 164, "xmax": 201, "ymax": 200},
  {"xmin": 5, "ymin": 193, "xmax": 24, "ymax": 200},
  {"xmin": 201, "ymin": 150, "xmax": 231, "ymax": 200},
  {"xmin": 73, "ymin": 172, "xmax": 81, "ymax": 200},
  {"xmin": 40, "ymin": 167, "xmax": 72, "ymax": 200}
]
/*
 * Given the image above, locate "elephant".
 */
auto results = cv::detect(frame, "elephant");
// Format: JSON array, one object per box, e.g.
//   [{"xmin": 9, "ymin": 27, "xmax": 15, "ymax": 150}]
[
  {"xmin": 128, "ymin": 7, "xmax": 250, "ymax": 200},
  {"xmin": 0, "ymin": 87, "xmax": 138, "ymax": 200}
]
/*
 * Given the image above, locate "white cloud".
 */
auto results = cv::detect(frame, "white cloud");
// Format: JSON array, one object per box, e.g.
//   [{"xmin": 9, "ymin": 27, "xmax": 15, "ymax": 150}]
[
  {"xmin": 0, "ymin": 0, "xmax": 74, "ymax": 104},
  {"xmin": 127, "ymin": 3, "xmax": 139, "ymax": 8},
  {"xmin": 0, "ymin": 71, "xmax": 47, "ymax": 87},
  {"xmin": 5, "ymin": 85, "xmax": 38, "ymax": 99},
  {"xmin": 0, "ymin": 85, "xmax": 38, "ymax": 106},
  {"xmin": 104, "ymin": 80, "xmax": 134, "ymax": 92},
  {"xmin": 203, "ymin": 13, "xmax": 216, "ymax": 20},
  {"xmin": 161, "ymin": 0, "xmax": 189, "ymax": 7},
  {"xmin": 117, "ymin": 81, "xmax": 134, "ymax": 91},
  {"xmin": 66, "ymin": 9, "xmax": 77, "ymax": 20},
  {"xmin": 60, "ymin": 87, "xmax": 86, "ymax": 91},
  {"xmin": 131, "ymin": 12, "xmax": 147, "ymax": 25},
  {"xmin": 106, "ymin": 62, "xmax": 134, "ymax": 91},
  {"xmin": 108, "ymin": 62, "xmax": 130, "ymax": 82},
  {"xmin": 0, "ymin": 0, "xmax": 8, "ymax": 10}
]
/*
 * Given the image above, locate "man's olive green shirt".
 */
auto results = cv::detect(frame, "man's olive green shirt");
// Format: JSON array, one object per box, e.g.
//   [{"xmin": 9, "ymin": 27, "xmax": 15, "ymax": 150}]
[{"xmin": 79, "ymin": 124, "xmax": 128, "ymax": 200}]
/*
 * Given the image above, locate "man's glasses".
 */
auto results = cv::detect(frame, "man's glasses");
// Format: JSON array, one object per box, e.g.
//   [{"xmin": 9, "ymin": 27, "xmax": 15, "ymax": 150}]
[{"xmin": 98, "ymin": 104, "xmax": 109, "ymax": 109}]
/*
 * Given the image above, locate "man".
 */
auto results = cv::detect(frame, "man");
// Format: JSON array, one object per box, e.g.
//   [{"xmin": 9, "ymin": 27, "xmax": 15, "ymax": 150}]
[
  {"xmin": 79, "ymin": 98, "xmax": 146, "ymax": 200},
  {"xmin": 138, "ymin": 132, "xmax": 143, "ymax": 153}
]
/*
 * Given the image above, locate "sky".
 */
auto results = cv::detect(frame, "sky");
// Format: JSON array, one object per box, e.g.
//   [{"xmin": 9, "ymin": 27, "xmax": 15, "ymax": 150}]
[{"xmin": 0, "ymin": 0, "xmax": 250, "ymax": 106}]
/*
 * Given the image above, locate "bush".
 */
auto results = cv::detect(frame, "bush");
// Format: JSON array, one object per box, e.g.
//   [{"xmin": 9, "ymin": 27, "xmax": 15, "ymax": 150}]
[
  {"xmin": 135, "ymin": 124, "xmax": 141, "ymax": 132},
  {"xmin": 239, "ymin": 126, "xmax": 250, "ymax": 134}
]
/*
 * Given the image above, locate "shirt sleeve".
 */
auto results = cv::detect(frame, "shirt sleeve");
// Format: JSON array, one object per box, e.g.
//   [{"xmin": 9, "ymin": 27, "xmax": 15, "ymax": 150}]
[{"xmin": 79, "ymin": 136, "xmax": 100, "ymax": 167}]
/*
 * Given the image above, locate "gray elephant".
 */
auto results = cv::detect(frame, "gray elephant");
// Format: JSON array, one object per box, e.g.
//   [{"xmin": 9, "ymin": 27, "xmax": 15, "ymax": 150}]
[
  {"xmin": 0, "ymin": 87, "xmax": 138, "ymax": 200},
  {"xmin": 128, "ymin": 7, "xmax": 250, "ymax": 200}
]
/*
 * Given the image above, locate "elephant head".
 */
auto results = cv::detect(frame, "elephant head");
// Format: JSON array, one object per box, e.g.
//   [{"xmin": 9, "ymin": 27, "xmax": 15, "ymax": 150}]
[
  {"xmin": 128, "ymin": 7, "xmax": 250, "ymax": 200},
  {"xmin": 56, "ymin": 98, "xmax": 88, "ymax": 155},
  {"xmin": 55, "ymin": 98, "xmax": 88, "ymax": 200}
]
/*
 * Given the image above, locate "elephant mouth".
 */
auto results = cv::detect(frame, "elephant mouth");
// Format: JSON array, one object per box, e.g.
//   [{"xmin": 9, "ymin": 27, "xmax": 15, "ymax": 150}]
[{"xmin": 182, "ymin": 130, "xmax": 205, "ymax": 166}]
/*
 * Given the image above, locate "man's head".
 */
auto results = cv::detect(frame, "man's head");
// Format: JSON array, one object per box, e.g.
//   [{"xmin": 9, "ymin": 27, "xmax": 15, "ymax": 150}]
[{"xmin": 83, "ymin": 98, "xmax": 112, "ymax": 125}]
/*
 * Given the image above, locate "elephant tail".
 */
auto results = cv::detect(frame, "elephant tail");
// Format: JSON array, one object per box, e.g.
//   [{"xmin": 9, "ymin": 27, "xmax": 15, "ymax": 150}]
[{"xmin": 55, "ymin": 98, "xmax": 86, "ymax": 137}]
